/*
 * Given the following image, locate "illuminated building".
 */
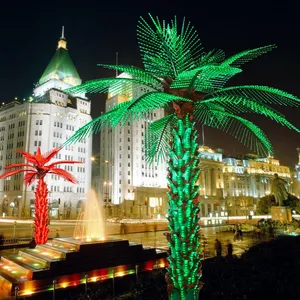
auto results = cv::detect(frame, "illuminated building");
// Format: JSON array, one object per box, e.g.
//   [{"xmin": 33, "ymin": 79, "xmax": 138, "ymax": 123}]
[
  {"xmin": 197, "ymin": 146, "xmax": 224, "ymax": 217},
  {"xmin": 291, "ymin": 148, "xmax": 300, "ymax": 198},
  {"xmin": 99, "ymin": 73, "xmax": 168, "ymax": 218},
  {"xmin": 223, "ymin": 154, "xmax": 290, "ymax": 215},
  {"xmin": 196, "ymin": 146, "xmax": 291, "ymax": 216},
  {"xmin": 0, "ymin": 29, "xmax": 92, "ymax": 218}
]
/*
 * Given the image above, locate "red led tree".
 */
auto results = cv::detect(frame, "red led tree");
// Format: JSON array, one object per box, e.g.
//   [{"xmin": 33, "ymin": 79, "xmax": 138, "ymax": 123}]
[{"xmin": 0, "ymin": 147, "xmax": 81, "ymax": 244}]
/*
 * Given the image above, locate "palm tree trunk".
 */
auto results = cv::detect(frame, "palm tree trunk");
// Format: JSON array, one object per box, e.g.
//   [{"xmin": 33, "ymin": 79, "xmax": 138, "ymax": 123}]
[
  {"xmin": 166, "ymin": 115, "xmax": 202, "ymax": 300},
  {"xmin": 34, "ymin": 178, "xmax": 49, "ymax": 244}
]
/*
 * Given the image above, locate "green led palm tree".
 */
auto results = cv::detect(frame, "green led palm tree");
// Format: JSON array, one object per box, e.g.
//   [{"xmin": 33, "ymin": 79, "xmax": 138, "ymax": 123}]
[{"xmin": 65, "ymin": 15, "xmax": 300, "ymax": 300}]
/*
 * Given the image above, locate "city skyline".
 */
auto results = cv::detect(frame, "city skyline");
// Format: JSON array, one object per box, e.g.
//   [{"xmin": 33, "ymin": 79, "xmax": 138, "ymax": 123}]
[{"xmin": 1, "ymin": 1, "xmax": 300, "ymax": 167}]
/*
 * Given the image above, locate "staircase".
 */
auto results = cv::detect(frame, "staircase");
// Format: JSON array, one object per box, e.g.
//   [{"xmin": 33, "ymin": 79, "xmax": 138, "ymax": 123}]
[{"xmin": 0, "ymin": 237, "xmax": 167, "ymax": 298}]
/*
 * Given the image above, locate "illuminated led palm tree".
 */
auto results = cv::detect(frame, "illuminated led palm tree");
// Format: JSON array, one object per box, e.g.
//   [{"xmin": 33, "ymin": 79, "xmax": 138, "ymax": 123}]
[
  {"xmin": 64, "ymin": 15, "xmax": 300, "ymax": 300},
  {"xmin": 0, "ymin": 147, "xmax": 80, "ymax": 244}
]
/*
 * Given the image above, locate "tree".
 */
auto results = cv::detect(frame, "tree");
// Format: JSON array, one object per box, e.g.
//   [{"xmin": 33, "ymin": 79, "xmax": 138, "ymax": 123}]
[
  {"xmin": 0, "ymin": 147, "xmax": 80, "ymax": 244},
  {"xmin": 64, "ymin": 15, "xmax": 300, "ymax": 300}
]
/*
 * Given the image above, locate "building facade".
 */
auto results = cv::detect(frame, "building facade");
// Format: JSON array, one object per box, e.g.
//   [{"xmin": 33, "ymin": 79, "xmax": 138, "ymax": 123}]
[
  {"xmin": 291, "ymin": 148, "xmax": 300, "ymax": 198},
  {"xmin": 0, "ymin": 31, "xmax": 92, "ymax": 219},
  {"xmin": 197, "ymin": 146, "xmax": 224, "ymax": 217},
  {"xmin": 223, "ymin": 155, "xmax": 290, "ymax": 216},
  {"xmin": 194, "ymin": 146, "xmax": 291, "ymax": 217},
  {"xmin": 99, "ymin": 74, "xmax": 168, "ymax": 218}
]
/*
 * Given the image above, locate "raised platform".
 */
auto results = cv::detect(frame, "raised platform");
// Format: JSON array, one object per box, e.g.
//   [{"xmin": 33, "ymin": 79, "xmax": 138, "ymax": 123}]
[
  {"xmin": 0, "ymin": 237, "xmax": 167, "ymax": 298},
  {"xmin": 271, "ymin": 206, "xmax": 292, "ymax": 223}
]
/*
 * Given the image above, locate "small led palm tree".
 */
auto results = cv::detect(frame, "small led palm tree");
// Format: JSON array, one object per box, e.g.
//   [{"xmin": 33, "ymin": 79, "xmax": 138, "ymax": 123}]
[
  {"xmin": 0, "ymin": 147, "xmax": 81, "ymax": 244},
  {"xmin": 64, "ymin": 15, "xmax": 300, "ymax": 300}
]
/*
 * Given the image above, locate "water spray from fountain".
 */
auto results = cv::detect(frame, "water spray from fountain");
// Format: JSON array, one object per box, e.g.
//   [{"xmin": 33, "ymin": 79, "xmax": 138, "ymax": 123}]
[{"xmin": 73, "ymin": 189, "xmax": 105, "ymax": 241}]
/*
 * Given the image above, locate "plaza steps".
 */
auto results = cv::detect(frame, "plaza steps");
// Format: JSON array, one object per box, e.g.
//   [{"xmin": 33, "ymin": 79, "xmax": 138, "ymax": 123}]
[{"xmin": 0, "ymin": 237, "xmax": 167, "ymax": 298}]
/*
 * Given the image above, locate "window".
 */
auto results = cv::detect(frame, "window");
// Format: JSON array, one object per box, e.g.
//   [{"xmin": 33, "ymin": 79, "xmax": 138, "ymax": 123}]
[
  {"xmin": 128, "ymin": 171, "xmax": 130, "ymax": 175},
  {"xmin": 128, "ymin": 179, "xmax": 130, "ymax": 184},
  {"xmin": 35, "ymin": 130, "xmax": 38, "ymax": 136}
]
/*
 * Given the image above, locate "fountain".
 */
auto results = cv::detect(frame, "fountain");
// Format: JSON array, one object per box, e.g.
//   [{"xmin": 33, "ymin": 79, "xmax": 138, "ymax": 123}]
[
  {"xmin": 73, "ymin": 189, "xmax": 105, "ymax": 241},
  {"xmin": 0, "ymin": 190, "xmax": 167, "ymax": 298}
]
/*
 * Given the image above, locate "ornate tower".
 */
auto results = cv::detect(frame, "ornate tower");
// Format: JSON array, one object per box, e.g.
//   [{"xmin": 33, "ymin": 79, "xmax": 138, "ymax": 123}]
[{"xmin": 34, "ymin": 27, "xmax": 82, "ymax": 98}]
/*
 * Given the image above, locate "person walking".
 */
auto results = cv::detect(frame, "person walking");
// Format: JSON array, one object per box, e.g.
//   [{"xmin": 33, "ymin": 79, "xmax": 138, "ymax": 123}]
[
  {"xmin": 215, "ymin": 239, "xmax": 222, "ymax": 257},
  {"xmin": 226, "ymin": 240, "xmax": 233, "ymax": 257}
]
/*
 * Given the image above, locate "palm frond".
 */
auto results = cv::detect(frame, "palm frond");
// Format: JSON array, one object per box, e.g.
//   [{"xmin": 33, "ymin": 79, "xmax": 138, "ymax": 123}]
[
  {"xmin": 171, "ymin": 65, "xmax": 242, "ymax": 92},
  {"xmin": 222, "ymin": 45, "xmax": 276, "ymax": 67},
  {"xmin": 47, "ymin": 160, "xmax": 82, "ymax": 169},
  {"xmin": 98, "ymin": 64, "xmax": 163, "ymax": 86},
  {"xmin": 43, "ymin": 148, "xmax": 61, "ymax": 163},
  {"xmin": 194, "ymin": 103, "xmax": 273, "ymax": 156},
  {"xmin": 65, "ymin": 91, "xmax": 191, "ymax": 146},
  {"xmin": 16, "ymin": 150, "xmax": 39, "ymax": 165},
  {"xmin": 24, "ymin": 171, "xmax": 37, "ymax": 185},
  {"xmin": 145, "ymin": 114, "xmax": 177, "ymax": 164},
  {"xmin": 49, "ymin": 168, "xmax": 78, "ymax": 184},
  {"xmin": 0, "ymin": 169, "xmax": 28, "ymax": 180},
  {"xmin": 208, "ymin": 85, "xmax": 300, "ymax": 106},
  {"xmin": 4, "ymin": 163, "xmax": 34, "ymax": 170},
  {"xmin": 127, "ymin": 92, "xmax": 192, "ymax": 112},
  {"xmin": 198, "ymin": 49, "xmax": 225, "ymax": 66},
  {"xmin": 63, "ymin": 100, "xmax": 135, "ymax": 145},
  {"xmin": 137, "ymin": 14, "xmax": 203, "ymax": 77},
  {"xmin": 65, "ymin": 77, "xmax": 160, "ymax": 97},
  {"xmin": 201, "ymin": 96, "xmax": 300, "ymax": 131}
]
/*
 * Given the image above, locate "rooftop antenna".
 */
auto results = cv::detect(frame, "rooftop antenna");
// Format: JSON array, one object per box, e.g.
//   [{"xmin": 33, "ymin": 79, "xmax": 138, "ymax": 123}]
[
  {"xmin": 201, "ymin": 125, "xmax": 205, "ymax": 146},
  {"xmin": 61, "ymin": 26, "xmax": 65, "ymax": 39},
  {"xmin": 116, "ymin": 52, "xmax": 118, "ymax": 77}
]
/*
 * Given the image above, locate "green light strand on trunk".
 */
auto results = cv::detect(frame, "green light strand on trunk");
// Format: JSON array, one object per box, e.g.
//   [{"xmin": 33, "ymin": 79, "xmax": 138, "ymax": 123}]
[{"xmin": 166, "ymin": 115, "xmax": 202, "ymax": 300}]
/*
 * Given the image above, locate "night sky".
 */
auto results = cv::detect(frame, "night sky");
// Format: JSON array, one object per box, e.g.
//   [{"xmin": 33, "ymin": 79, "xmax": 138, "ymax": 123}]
[{"xmin": 0, "ymin": 1, "xmax": 299, "ymax": 168}]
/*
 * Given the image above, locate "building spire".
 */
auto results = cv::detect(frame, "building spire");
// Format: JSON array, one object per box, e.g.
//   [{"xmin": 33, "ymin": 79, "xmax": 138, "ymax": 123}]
[
  {"xmin": 57, "ymin": 26, "xmax": 67, "ymax": 50},
  {"xmin": 61, "ymin": 26, "xmax": 65, "ymax": 39}
]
